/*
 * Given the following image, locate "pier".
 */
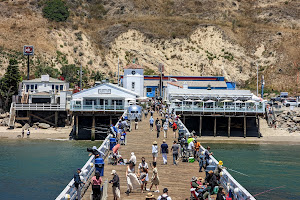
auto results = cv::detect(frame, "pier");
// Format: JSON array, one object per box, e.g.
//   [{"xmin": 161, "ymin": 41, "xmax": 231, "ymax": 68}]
[{"xmin": 57, "ymin": 111, "xmax": 255, "ymax": 200}]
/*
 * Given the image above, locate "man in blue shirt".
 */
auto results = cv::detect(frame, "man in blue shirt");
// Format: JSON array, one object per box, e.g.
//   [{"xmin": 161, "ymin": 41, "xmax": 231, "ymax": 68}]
[
  {"xmin": 160, "ymin": 140, "xmax": 169, "ymax": 164},
  {"xmin": 74, "ymin": 168, "xmax": 85, "ymax": 200}
]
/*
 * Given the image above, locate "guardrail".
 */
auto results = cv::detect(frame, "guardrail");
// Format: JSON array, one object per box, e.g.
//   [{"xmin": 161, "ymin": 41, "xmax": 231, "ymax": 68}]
[
  {"xmin": 56, "ymin": 111, "xmax": 127, "ymax": 200},
  {"xmin": 176, "ymin": 118, "xmax": 256, "ymax": 200},
  {"xmin": 14, "ymin": 103, "xmax": 66, "ymax": 111},
  {"xmin": 70, "ymin": 104, "xmax": 125, "ymax": 112}
]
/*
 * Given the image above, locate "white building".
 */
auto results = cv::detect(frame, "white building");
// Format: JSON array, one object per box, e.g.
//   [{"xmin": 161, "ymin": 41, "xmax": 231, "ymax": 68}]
[
  {"xmin": 18, "ymin": 74, "xmax": 70, "ymax": 105},
  {"xmin": 122, "ymin": 63, "xmax": 144, "ymax": 97},
  {"xmin": 70, "ymin": 83, "xmax": 139, "ymax": 112}
]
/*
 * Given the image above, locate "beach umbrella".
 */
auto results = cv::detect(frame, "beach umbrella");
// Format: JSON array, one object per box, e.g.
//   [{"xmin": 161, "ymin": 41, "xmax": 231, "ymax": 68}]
[
  {"xmin": 234, "ymin": 100, "xmax": 244, "ymax": 103},
  {"xmin": 205, "ymin": 100, "xmax": 215, "ymax": 103},
  {"xmin": 221, "ymin": 99, "xmax": 233, "ymax": 103},
  {"xmin": 245, "ymin": 100, "xmax": 256, "ymax": 103}
]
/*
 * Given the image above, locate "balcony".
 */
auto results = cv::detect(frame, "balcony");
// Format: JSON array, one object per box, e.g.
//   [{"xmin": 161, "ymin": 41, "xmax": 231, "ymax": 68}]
[
  {"xmin": 14, "ymin": 103, "xmax": 66, "ymax": 111},
  {"xmin": 70, "ymin": 104, "xmax": 125, "ymax": 112}
]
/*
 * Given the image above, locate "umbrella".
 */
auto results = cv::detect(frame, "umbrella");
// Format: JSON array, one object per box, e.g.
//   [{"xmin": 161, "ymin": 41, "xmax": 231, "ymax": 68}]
[
  {"xmin": 245, "ymin": 100, "xmax": 256, "ymax": 103},
  {"xmin": 172, "ymin": 99, "xmax": 182, "ymax": 102},
  {"xmin": 234, "ymin": 100, "xmax": 244, "ymax": 103},
  {"xmin": 221, "ymin": 99, "xmax": 233, "ymax": 103},
  {"xmin": 205, "ymin": 100, "xmax": 215, "ymax": 103}
]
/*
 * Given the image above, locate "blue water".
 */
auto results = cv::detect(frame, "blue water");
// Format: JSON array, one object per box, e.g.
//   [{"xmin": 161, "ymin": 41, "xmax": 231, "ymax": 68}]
[
  {"xmin": 203, "ymin": 143, "xmax": 300, "ymax": 200},
  {"xmin": 0, "ymin": 140, "xmax": 101, "ymax": 200}
]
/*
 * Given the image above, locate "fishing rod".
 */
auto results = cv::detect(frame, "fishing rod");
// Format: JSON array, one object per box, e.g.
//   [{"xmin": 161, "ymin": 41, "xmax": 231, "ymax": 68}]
[
  {"xmin": 253, "ymin": 185, "xmax": 285, "ymax": 197},
  {"xmin": 226, "ymin": 168, "xmax": 250, "ymax": 177}
]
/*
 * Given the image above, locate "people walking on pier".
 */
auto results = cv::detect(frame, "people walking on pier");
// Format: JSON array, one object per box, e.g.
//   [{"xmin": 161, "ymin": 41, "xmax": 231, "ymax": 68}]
[
  {"xmin": 163, "ymin": 122, "xmax": 168, "ymax": 138},
  {"xmin": 109, "ymin": 170, "xmax": 120, "ymax": 200},
  {"xmin": 74, "ymin": 168, "xmax": 85, "ymax": 200},
  {"xmin": 160, "ymin": 139, "xmax": 169, "ymax": 164},
  {"xmin": 91, "ymin": 171, "xmax": 102, "ymax": 200},
  {"xmin": 171, "ymin": 140, "xmax": 180, "ymax": 165},
  {"xmin": 129, "ymin": 152, "xmax": 136, "ymax": 166},
  {"xmin": 139, "ymin": 167, "xmax": 148, "ymax": 193},
  {"xmin": 149, "ymin": 162, "xmax": 160, "ymax": 193},
  {"xmin": 157, "ymin": 188, "xmax": 172, "ymax": 200},
  {"xmin": 138, "ymin": 157, "xmax": 149, "ymax": 191},
  {"xmin": 172, "ymin": 122, "xmax": 177, "ymax": 138},
  {"xmin": 155, "ymin": 118, "xmax": 159, "ymax": 127},
  {"xmin": 149, "ymin": 116, "xmax": 154, "ymax": 131},
  {"xmin": 152, "ymin": 141, "xmax": 158, "ymax": 162},
  {"xmin": 144, "ymin": 109, "xmax": 148, "ymax": 119},
  {"xmin": 125, "ymin": 161, "xmax": 140, "ymax": 195},
  {"xmin": 156, "ymin": 122, "xmax": 161, "ymax": 138},
  {"xmin": 135, "ymin": 117, "xmax": 139, "ymax": 130}
]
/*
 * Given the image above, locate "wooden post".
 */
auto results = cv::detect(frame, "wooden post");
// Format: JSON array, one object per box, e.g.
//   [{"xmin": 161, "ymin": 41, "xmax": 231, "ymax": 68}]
[
  {"xmin": 199, "ymin": 116, "xmax": 202, "ymax": 137},
  {"xmin": 110, "ymin": 115, "xmax": 112, "ymax": 125},
  {"xmin": 214, "ymin": 117, "xmax": 216, "ymax": 137},
  {"xmin": 228, "ymin": 116, "xmax": 231, "ymax": 138},
  {"xmin": 55, "ymin": 111, "xmax": 58, "ymax": 127},
  {"xmin": 91, "ymin": 115, "xmax": 95, "ymax": 141},
  {"xmin": 76, "ymin": 115, "xmax": 79, "ymax": 140},
  {"xmin": 183, "ymin": 115, "xmax": 186, "ymax": 124},
  {"xmin": 257, "ymin": 116, "xmax": 260, "ymax": 138},
  {"xmin": 244, "ymin": 116, "xmax": 247, "ymax": 138}
]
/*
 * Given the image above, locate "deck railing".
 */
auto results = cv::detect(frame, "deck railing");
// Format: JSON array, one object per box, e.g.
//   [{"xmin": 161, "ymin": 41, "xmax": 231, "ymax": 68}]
[
  {"xmin": 14, "ymin": 103, "xmax": 66, "ymax": 111},
  {"xmin": 70, "ymin": 104, "xmax": 125, "ymax": 112},
  {"xmin": 171, "ymin": 103, "xmax": 265, "ymax": 114},
  {"xmin": 176, "ymin": 118, "xmax": 256, "ymax": 200},
  {"xmin": 56, "ymin": 111, "xmax": 127, "ymax": 200}
]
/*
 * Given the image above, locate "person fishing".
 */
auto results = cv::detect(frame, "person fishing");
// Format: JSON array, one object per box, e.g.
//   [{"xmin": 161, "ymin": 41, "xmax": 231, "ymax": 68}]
[{"xmin": 73, "ymin": 168, "xmax": 85, "ymax": 200}]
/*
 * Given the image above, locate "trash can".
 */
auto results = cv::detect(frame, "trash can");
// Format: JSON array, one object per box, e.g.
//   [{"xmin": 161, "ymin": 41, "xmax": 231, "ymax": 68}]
[
  {"xmin": 95, "ymin": 157, "xmax": 105, "ymax": 176},
  {"xmin": 110, "ymin": 138, "xmax": 117, "ymax": 150}
]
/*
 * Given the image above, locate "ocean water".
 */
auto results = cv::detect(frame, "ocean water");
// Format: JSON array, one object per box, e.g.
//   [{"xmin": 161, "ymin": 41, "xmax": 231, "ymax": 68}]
[
  {"xmin": 0, "ymin": 140, "xmax": 299, "ymax": 200},
  {"xmin": 0, "ymin": 139, "xmax": 101, "ymax": 200},
  {"xmin": 203, "ymin": 143, "xmax": 300, "ymax": 200}
]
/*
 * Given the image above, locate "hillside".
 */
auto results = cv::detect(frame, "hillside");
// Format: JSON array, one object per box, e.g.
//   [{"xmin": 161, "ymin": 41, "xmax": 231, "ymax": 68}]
[{"xmin": 0, "ymin": 0, "xmax": 299, "ymax": 93}]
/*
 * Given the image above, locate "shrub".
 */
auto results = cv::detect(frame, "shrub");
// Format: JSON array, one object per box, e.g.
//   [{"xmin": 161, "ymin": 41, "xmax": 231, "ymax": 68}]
[{"xmin": 43, "ymin": 0, "xmax": 70, "ymax": 22}]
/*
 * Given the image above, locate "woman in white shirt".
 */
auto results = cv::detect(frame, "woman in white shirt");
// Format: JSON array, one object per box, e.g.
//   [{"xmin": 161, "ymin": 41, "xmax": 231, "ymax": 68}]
[{"xmin": 152, "ymin": 141, "xmax": 158, "ymax": 162}]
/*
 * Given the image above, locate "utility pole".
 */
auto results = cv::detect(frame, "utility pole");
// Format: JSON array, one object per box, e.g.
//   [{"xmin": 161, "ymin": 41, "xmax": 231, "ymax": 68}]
[
  {"xmin": 80, "ymin": 64, "xmax": 82, "ymax": 91},
  {"xmin": 117, "ymin": 57, "xmax": 120, "ymax": 86},
  {"xmin": 256, "ymin": 63, "xmax": 259, "ymax": 96}
]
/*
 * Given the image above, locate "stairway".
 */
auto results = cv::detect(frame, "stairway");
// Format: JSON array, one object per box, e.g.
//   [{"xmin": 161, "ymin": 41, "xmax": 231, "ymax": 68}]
[{"xmin": 8, "ymin": 102, "xmax": 16, "ymax": 129}]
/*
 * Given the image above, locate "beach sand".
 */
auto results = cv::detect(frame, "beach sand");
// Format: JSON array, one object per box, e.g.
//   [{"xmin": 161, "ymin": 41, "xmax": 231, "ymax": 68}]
[{"xmin": 0, "ymin": 126, "xmax": 72, "ymax": 140}]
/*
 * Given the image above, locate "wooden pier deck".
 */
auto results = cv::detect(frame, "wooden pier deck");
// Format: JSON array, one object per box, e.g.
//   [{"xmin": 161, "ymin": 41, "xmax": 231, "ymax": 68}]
[{"xmin": 83, "ymin": 113, "xmax": 207, "ymax": 200}]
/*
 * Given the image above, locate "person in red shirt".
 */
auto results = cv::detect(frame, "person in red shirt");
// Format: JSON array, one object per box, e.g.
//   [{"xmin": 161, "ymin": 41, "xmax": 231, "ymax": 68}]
[
  {"xmin": 91, "ymin": 171, "xmax": 102, "ymax": 200},
  {"xmin": 172, "ymin": 122, "xmax": 177, "ymax": 138}
]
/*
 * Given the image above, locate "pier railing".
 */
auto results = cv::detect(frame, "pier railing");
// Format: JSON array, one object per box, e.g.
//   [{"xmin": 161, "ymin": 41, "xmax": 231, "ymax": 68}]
[
  {"xmin": 56, "ymin": 111, "xmax": 127, "ymax": 200},
  {"xmin": 176, "ymin": 118, "xmax": 256, "ymax": 200},
  {"xmin": 14, "ymin": 103, "xmax": 66, "ymax": 111},
  {"xmin": 70, "ymin": 104, "xmax": 125, "ymax": 112}
]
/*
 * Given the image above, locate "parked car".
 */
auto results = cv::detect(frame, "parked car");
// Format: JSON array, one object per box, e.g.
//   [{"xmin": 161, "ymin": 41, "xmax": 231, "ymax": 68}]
[
  {"xmin": 271, "ymin": 92, "xmax": 288, "ymax": 102},
  {"xmin": 283, "ymin": 98, "xmax": 300, "ymax": 107}
]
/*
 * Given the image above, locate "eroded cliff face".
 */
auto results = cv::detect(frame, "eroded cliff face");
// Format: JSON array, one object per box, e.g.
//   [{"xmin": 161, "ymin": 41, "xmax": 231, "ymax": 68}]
[{"xmin": 0, "ymin": 0, "xmax": 299, "ymax": 91}]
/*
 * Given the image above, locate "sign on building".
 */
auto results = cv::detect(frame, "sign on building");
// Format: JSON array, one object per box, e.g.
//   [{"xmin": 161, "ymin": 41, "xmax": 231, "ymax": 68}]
[
  {"xmin": 23, "ymin": 45, "xmax": 34, "ymax": 56},
  {"xmin": 98, "ymin": 89, "xmax": 111, "ymax": 94}
]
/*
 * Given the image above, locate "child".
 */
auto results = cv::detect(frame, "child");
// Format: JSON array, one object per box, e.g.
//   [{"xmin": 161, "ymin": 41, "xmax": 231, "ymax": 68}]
[{"xmin": 140, "ymin": 167, "xmax": 148, "ymax": 193}]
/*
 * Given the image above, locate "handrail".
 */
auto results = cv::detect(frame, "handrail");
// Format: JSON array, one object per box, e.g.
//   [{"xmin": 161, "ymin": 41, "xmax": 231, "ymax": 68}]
[
  {"xmin": 176, "ymin": 116, "xmax": 255, "ymax": 200},
  {"xmin": 14, "ymin": 103, "xmax": 66, "ymax": 111},
  {"xmin": 56, "ymin": 111, "xmax": 127, "ymax": 200}
]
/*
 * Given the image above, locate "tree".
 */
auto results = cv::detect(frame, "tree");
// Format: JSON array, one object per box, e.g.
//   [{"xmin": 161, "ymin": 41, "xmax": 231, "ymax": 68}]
[
  {"xmin": 61, "ymin": 64, "xmax": 80, "ymax": 87},
  {"xmin": 0, "ymin": 59, "xmax": 21, "ymax": 111},
  {"xmin": 42, "ymin": 0, "xmax": 70, "ymax": 22}
]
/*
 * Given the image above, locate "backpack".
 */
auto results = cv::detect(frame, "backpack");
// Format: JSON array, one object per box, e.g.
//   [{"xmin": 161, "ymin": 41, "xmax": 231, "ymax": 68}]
[{"xmin": 160, "ymin": 195, "xmax": 168, "ymax": 200}]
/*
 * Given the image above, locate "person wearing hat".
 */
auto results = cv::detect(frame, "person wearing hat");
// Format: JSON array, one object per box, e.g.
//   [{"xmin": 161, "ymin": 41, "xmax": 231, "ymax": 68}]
[
  {"xmin": 109, "ymin": 170, "xmax": 120, "ymax": 200},
  {"xmin": 214, "ymin": 160, "xmax": 226, "ymax": 179},
  {"xmin": 152, "ymin": 141, "xmax": 158, "ymax": 162},
  {"xmin": 149, "ymin": 162, "xmax": 160, "ymax": 193},
  {"xmin": 190, "ymin": 176, "xmax": 210, "ymax": 199},
  {"xmin": 145, "ymin": 192, "xmax": 155, "ymax": 200},
  {"xmin": 160, "ymin": 139, "xmax": 169, "ymax": 165},
  {"xmin": 157, "ymin": 188, "xmax": 172, "ymax": 200}
]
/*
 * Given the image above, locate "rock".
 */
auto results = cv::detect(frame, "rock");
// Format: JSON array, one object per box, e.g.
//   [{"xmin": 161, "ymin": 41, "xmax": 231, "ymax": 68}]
[
  {"xmin": 292, "ymin": 117, "xmax": 300, "ymax": 123},
  {"xmin": 22, "ymin": 123, "xmax": 30, "ymax": 130},
  {"xmin": 38, "ymin": 123, "xmax": 50, "ymax": 129},
  {"xmin": 292, "ymin": 126, "xmax": 298, "ymax": 132},
  {"xmin": 0, "ymin": 118, "xmax": 9, "ymax": 126},
  {"xmin": 14, "ymin": 122, "xmax": 22, "ymax": 128},
  {"xmin": 0, "ymin": 113, "xmax": 9, "ymax": 119}
]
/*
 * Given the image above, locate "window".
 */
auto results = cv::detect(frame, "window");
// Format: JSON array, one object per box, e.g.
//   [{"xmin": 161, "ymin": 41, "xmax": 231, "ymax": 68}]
[
  {"xmin": 35, "ymin": 84, "xmax": 37, "ymax": 90},
  {"xmin": 147, "ymin": 88, "xmax": 152, "ymax": 93},
  {"xmin": 31, "ymin": 85, "xmax": 34, "ymax": 89},
  {"xmin": 60, "ymin": 85, "xmax": 64, "ymax": 91},
  {"xmin": 55, "ymin": 85, "xmax": 59, "ymax": 91},
  {"xmin": 131, "ymin": 82, "xmax": 135, "ymax": 90},
  {"xmin": 26, "ymin": 85, "xmax": 29, "ymax": 92},
  {"xmin": 112, "ymin": 100, "xmax": 123, "ymax": 105},
  {"xmin": 52, "ymin": 85, "xmax": 54, "ymax": 90}
]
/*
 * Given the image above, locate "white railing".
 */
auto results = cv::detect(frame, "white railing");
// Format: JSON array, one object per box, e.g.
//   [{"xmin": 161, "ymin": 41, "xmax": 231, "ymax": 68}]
[
  {"xmin": 14, "ymin": 103, "xmax": 66, "ymax": 111},
  {"xmin": 56, "ymin": 111, "xmax": 127, "ymax": 200},
  {"xmin": 70, "ymin": 104, "xmax": 125, "ymax": 112},
  {"xmin": 176, "ymin": 117, "xmax": 256, "ymax": 200}
]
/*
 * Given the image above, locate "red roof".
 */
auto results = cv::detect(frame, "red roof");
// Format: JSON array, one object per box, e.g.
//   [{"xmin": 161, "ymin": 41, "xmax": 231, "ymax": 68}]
[{"xmin": 124, "ymin": 63, "xmax": 144, "ymax": 69}]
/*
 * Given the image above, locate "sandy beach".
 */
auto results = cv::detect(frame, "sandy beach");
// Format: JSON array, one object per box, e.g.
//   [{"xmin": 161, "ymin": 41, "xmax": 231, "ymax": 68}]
[{"xmin": 0, "ymin": 126, "xmax": 72, "ymax": 140}]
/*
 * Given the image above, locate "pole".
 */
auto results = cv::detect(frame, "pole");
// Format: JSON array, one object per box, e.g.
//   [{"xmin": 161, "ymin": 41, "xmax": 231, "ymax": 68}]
[
  {"xmin": 256, "ymin": 63, "xmax": 259, "ymax": 96},
  {"xmin": 80, "ymin": 64, "xmax": 82, "ymax": 91},
  {"xmin": 117, "ymin": 57, "xmax": 120, "ymax": 86},
  {"xmin": 27, "ymin": 55, "xmax": 30, "ymax": 80}
]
